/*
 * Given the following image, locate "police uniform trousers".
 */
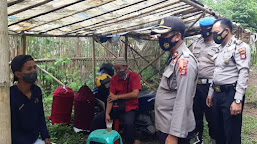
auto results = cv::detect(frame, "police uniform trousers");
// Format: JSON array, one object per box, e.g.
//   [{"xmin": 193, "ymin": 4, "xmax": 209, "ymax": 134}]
[
  {"xmin": 212, "ymin": 84, "xmax": 244, "ymax": 144},
  {"xmin": 193, "ymin": 83, "xmax": 215, "ymax": 139}
]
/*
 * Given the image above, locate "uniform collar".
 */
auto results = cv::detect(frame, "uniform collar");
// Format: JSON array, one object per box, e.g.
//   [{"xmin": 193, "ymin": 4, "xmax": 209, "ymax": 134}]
[
  {"xmin": 172, "ymin": 42, "xmax": 187, "ymax": 59},
  {"xmin": 224, "ymin": 36, "xmax": 236, "ymax": 48}
]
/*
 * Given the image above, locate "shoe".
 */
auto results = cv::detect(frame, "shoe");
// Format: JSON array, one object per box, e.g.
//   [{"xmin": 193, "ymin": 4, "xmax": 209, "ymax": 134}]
[
  {"xmin": 193, "ymin": 135, "xmax": 203, "ymax": 144},
  {"xmin": 210, "ymin": 138, "xmax": 216, "ymax": 144}
]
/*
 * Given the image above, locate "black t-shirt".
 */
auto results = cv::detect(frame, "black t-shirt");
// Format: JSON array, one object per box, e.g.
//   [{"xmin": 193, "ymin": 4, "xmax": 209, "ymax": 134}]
[{"xmin": 10, "ymin": 84, "xmax": 50, "ymax": 144}]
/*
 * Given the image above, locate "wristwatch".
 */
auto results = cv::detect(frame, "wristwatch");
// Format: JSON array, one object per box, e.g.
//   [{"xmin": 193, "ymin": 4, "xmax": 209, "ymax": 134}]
[{"xmin": 235, "ymin": 99, "xmax": 241, "ymax": 104}]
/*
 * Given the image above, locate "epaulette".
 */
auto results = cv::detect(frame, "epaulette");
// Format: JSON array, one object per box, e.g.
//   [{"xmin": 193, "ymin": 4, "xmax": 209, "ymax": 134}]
[
  {"xmin": 234, "ymin": 39, "xmax": 243, "ymax": 45},
  {"xmin": 183, "ymin": 50, "xmax": 190, "ymax": 58}
]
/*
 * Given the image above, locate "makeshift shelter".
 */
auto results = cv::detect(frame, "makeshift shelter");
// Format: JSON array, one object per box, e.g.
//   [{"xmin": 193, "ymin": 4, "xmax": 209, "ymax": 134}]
[{"xmin": 1, "ymin": 0, "xmax": 257, "ymax": 142}]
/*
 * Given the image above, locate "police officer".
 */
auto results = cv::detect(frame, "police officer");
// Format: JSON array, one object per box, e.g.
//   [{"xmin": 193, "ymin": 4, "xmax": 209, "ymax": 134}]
[
  {"xmin": 206, "ymin": 18, "xmax": 251, "ymax": 144},
  {"xmin": 191, "ymin": 17, "xmax": 218, "ymax": 144},
  {"xmin": 153, "ymin": 16, "xmax": 198, "ymax": 144}
]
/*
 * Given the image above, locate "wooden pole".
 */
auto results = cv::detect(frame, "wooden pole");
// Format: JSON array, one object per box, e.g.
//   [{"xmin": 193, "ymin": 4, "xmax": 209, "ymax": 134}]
[
  {"xmin": 0, "ymin": 0, "xmax": 11, "ymax": 142},
  {"xmin": 22, "ymin": 35, "xmax": 26, "ymax": 54},
  {"xmin": 124, "ymin": 35, "xmax": 128, "ymax": 62},
  {"xmin": 92, "ymin": 36, "xmax": 96, "ymax": 86}
]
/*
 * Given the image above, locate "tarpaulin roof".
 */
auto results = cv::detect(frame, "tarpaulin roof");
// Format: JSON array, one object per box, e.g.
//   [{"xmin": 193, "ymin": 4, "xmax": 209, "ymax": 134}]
[{"xmin": 6, "ymin": 0, "xmax": 221, "ymax": 37}]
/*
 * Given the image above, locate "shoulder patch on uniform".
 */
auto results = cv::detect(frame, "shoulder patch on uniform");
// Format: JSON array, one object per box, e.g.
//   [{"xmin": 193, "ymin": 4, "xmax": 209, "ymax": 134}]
[
  {"xmin": 238, "ymin": 47, "xmax": 246, "ymax": 60},
  {"xmin": 178, "ymin": 59, "xmax": 188, "ymax": 76}
]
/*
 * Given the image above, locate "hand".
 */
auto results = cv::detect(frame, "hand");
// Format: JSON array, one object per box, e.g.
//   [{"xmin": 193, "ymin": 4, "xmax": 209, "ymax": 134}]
[
  {"xmin": 165, "ymin": 134, "xmax": 178, "ymax": 144},
  {"xmin": 107, "ymin": 93, "xmax": 118, "ymax": 102},
  {"xmin": 230, "ymin": 101, "xmax": 242, "ymax": 115},
  {"xmin": 206, "ymin": 96, "xmax": 212, "ymax": 107},
  {"xmin": 105, "ymin": 114, "xmax": 112, "ymax": 123},
  {"xmin": 44, "ymin": 138, "xmax": 51, "ymax": 144}
]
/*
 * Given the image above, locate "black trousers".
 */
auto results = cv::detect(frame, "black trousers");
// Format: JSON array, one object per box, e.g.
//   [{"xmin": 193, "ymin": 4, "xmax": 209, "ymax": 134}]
[
  {"xmin": 90, "ymin": 110, "xmax": 136, "ymax": 144},
  {"xmin": 158, "ymin": 131, "xmax": 191, "ymax": 144},
  {"xmin": 212, "ymin": 87, "xmax": 244, "ymax": 144},
  {"xmin": 193, "ymin": 84, "xmax": 215, "ymax": 139}
]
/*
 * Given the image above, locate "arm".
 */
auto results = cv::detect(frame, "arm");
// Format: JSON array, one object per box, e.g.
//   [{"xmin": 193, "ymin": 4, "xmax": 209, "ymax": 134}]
[
  {"xmin": 230, "ymin": 44, "xmax": 251, "ymax": 115},
  {"xmin": 38, "ymin": 88, "xmax": 50, "ymax": 141},
  {"xmin": 108, "ymin": 90, "xmax": 139, "ymax": 102},
  {"xmin": 206, "ymin": 83, "xmax": 214, "ymax": 107},
  {"xmin": 234, "ymin": 45, "xmax": 251, "ymax": 100},
  {"xmin": 105, "ymin": 96, "xmax": 113, "ymax": 123},
  {"xmin": 169, "ymin": 58, "xmax": 198, "ymax": 138}
]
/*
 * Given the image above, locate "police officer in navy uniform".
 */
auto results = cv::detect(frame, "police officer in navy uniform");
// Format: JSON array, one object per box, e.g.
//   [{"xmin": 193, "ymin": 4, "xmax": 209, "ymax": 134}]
[
  {"xmin": 206, "ymin": 18, "xmax": 251, "ymax": 144},
  {"xmin": 191, "ymin": 17, "xmax": 218, "ymax": 144},
  {"xmin": 153, "ymin": 16, "xmax": 198, "ymax": 144}
]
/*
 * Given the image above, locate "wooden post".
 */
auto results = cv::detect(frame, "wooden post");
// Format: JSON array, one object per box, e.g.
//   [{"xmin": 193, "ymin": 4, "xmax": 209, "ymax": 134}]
[
  {"xmin": 22, "ymin": 34, "xmax": 26, "ymax": 54},
  {"xmin": 92, "ymin": 36, "xmax": 96, "ymax": 86},
  {"xmin": 0, "ymin": 0, "xmax": 11, "ymax": 143},
  {"xmin": 124, "ymin": 35, "xmax": 128, "ymax": 62}
]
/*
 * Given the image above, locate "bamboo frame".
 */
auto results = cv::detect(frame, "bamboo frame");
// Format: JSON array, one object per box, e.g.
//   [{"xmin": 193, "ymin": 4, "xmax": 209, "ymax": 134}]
[
  {"xmin": 41, "ymin": 0, "xmax": 148, "ymax": 34},
  {"xmin": 94, "ymin": 37, "xmax": 158, "ymax": 91},
  {"xmin": 8, "ymin": 0, "xmax": 53, "ymax": 16},
  {"xmin": 68, "ymin": 0, "xmax": 181, "ymax": 35},
  {"xmin": 8, "ymin": 0, "xmax": 86, "ymax": 27},
  {"xmin": 92, "ymin": 36, "xmax": 96, "ymax": 87},
  {"xmin": 7, "ymin": 0, "xmax": 24, "ymax": 7},
  {"xmin": 138, "ymin": 51, "xmax": 166, "ymax": 75},
  {"xmin": 19, "ymin": 0, "xmax": 115, "ymax": 32}
]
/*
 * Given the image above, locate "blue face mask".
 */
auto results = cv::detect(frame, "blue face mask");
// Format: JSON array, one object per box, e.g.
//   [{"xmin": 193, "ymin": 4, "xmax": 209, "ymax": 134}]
[{"xmin": 159, "ymin": 34, "xmax": 178, "ymax": 51}]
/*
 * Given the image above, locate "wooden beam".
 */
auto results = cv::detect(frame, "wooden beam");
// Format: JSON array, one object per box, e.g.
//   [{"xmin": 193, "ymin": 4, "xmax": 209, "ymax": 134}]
[
  {"xmin": 138, "ymin": 51, "xmax": 166, "ymax": 75},
  {"xmin": 8, "ymin": 0, "xmax": 86, "ymax": 27},
  {"xmin": 7, "ymin": 0, "xmax": 24, "ymax": 7},
  {"xmin": 8, "ymin": 33, "xmax": 88, "ymax": 37},
  {"xmin": 185, "ymin": 11, "xmax": 205, "ymax": 32},
  {"xmin": 0, "ymin": 0, "xmax": 11, "ymax": 142},
  {"xmin": 19, "ymin": 0, "xmax": 115, "ymax": 32},
  {"xmin": 8, "ymin": 0, "xmax": 53, "ymax": 16}
]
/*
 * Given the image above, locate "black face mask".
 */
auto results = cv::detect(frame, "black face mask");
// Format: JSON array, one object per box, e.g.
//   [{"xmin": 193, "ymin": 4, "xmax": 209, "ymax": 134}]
[
  {"xmin": 201, "ymin": 28, "xmax": 212, "ymax": 38},
  {"xmin": 213, "ymin": 29, "xmax": 228, "ymax": 44},
  {"xmin": 22, "ymin": 71, "xmax": 38, "ymax": 84},
  {"xmin": 159, "ymin": 34, "xmax": 178, "ymax": 51}
]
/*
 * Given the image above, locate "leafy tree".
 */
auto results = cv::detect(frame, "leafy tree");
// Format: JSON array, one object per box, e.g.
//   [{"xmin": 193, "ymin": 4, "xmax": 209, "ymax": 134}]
[{"xmin": 199, "ymin": 0, "xmax": 257, "ymax": 32}]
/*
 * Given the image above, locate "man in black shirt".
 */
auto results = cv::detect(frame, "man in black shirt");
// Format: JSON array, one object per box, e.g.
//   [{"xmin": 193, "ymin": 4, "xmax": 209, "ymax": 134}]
[{"xmin": 10, "ymin": 55, "xmax": 51, "ymax": 144}]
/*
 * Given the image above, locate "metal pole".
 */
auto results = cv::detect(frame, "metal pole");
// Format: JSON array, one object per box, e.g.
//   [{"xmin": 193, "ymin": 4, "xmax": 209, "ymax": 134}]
[
  {"xmin": 0, "ymin": 0, "xmax": 11, "ymax": 142},
  {"xmin": 22, "ymin": 35, "xmax": 26, "ymax": 54}
]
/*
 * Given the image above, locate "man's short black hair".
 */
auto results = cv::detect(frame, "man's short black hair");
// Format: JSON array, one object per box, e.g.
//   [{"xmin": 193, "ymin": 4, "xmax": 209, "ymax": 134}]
[{"xmin": 213, "ymin": 18, "xmax": 233, "ymax": 32}]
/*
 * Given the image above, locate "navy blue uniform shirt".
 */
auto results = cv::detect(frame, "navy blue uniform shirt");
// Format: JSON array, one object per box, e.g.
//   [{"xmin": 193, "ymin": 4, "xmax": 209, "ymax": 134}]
[{"xmin": 10, "ymin": 84, "xmax": 50, "ymax": 144}]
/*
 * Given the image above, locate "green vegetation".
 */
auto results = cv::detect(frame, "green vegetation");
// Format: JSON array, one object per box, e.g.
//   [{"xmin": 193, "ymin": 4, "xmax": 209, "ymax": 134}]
[{"xmin": 199, "ymin": 0, "xmax": 257, "ymax": 32}]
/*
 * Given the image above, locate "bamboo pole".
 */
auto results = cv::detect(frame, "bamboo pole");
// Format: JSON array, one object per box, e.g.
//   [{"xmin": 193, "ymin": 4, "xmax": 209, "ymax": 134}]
[
  {"xmin": 124, "ymin": 35, "xmax": 128, "ymax": 62},
  {"xmin": 0, "ymin": 0, "xmax": 11, "ymax": 142},
  {"xmin": 138, "ymin": 51, "xmax": 166, "ymax": 75},
  {"xmin": 22, "ymin": 35, "xmax": 26, "ymax": 54},
  {"xmin": 92, "ymin": 36, "xmax": 96, "ymax": 86},
  {"xmin": 94, "ymin": 38, "xmax": 157, "ymax": 91},
  {"xmin": 36, "ymin": 65, "xmax": 65, "ymax": 86}
]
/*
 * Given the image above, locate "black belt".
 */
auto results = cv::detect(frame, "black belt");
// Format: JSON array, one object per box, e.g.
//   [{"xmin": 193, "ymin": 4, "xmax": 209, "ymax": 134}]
[{"xmin": 212, "ymin": 83, "xmax": 236, "ymax": 93}]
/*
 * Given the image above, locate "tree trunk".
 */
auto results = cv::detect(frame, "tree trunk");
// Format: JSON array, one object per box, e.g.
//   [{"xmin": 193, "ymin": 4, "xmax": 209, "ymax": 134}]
[{"xmin": 0, "ymin": 0, "xmax": 11, "ymax": 143}]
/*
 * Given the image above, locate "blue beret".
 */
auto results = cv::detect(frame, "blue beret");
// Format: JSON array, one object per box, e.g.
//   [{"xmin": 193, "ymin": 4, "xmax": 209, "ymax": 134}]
[{"xmin": 199, "ymin": 17, "xmax": 216, "ymax": 27}]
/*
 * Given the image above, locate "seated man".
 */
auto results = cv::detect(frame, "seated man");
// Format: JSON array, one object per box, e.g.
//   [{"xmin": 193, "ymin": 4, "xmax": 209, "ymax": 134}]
[
  {"xmin": 106, "ymin": 57, "xmax": 141, "ymax": 144},
  {"xmin": 10, "ymin": 55, "xmax": 51, "ymax": 144}
]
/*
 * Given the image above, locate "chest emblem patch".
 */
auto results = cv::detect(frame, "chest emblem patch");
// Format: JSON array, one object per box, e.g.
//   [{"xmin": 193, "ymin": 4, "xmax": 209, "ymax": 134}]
[
  {"xmin": 178, "ymin": 59, "xmax": 188, "ymax": 76},
  {"xmin": 238, "ymin": 47, "xmax": 246, "ymax": 60}
]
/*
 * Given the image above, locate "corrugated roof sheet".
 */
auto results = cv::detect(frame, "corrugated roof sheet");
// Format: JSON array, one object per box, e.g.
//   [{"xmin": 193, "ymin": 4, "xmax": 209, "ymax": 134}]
[{"xmin": 7, "ymin": 0, "xmax": 219, "ymax": 37}]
